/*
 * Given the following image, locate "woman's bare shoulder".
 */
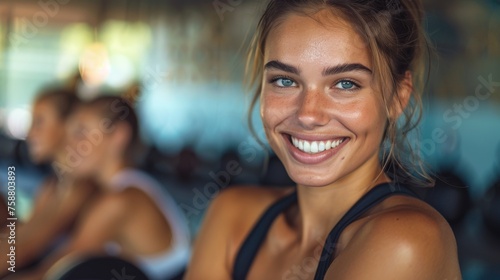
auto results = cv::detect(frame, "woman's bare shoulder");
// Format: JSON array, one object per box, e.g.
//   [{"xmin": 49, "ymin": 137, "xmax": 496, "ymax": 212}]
[
  {"xmin": 371, "ymin": 195, "xmax": 453, "ymax": 235},
  {"xmin": 361, "ymin": 195, "xmax": 457, "ymax": 253},
  {"xmin": 331, "ymin": 195, "xmax": 461, "ymax": 279},
  {"xmin": 186, "ymin": 185, "xmax": 294, "ymax": 278}
]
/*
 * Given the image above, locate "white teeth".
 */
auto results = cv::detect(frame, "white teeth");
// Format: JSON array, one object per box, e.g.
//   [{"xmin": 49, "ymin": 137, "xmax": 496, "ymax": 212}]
[
  {"xmin": 318, "ymin": 141, "xmax": 325, "ymax": 152},
  {"xmin": 310, "ymin": 142, "xmax": 318, "ymax": 153},
  {"xmin": 290, "ymin": 136, "xmax": 345, "ymax": 154},
  {"xmin": 303, "ymin": 141, "xmax": 311, "ymax": 153}
]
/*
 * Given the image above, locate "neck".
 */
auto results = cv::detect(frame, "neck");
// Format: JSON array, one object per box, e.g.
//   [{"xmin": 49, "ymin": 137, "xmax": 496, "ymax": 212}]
[
  {"xmin": 96, "ymin": 159, "xmax": 129, "ymax": 189},
  {"xmin": 51, "ymin": 151, "xmax": 72, "ymax": 182},
  {"xmin": 294, "ymin": 154, "xmax": 390, "ymax": 247}
]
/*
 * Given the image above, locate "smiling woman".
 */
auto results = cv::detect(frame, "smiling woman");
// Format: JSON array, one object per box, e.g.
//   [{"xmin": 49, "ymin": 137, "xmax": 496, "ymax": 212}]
[{"xmin": 186, "ymin": 0, "xmax": 462, "ymax": 279}]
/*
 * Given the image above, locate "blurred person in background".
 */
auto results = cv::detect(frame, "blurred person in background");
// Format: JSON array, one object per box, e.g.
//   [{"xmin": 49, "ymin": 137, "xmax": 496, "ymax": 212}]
[
  {"xmin": 27, "ymin": 87, "xmax": 80, "ymax": 164},
  {"xmin": 187, "ymin": 0, "xmax": 461, "ymax": 279},
  {"xmin": 12, "ymin": 96, "xmax": 190, "ymax": 280},
  {"xmin": 0, "ymin": 88, "xmax": 100, "ymax": 276}
]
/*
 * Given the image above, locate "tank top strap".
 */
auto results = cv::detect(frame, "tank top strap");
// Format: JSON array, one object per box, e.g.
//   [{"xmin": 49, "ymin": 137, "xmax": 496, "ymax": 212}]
[
  {"xmin": 313, "ymin": 183, "xmax": 417, "ymax": 279},
  {"xmin": 232, "ymin": 183, "xmax": 417, "ymax": 280},
  {"xmin": 232, "ymin": 191, "xmax": 298, "ymax": 280}
]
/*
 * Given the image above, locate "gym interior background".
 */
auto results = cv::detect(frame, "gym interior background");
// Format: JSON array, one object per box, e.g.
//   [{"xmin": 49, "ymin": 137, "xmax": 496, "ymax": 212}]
[{"xmin": 0, "ymin": 0, "xmax": 499, "ymax": 279}]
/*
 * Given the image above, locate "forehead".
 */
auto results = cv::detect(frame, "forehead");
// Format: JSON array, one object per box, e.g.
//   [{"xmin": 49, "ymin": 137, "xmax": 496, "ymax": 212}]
[
  {"xmin": 264, "ymin": 10, "xmax": 371, "ymax": 69},
  {"xmin": 69, "ymin": 107, "xmax": 101, "ymax": 126},
  {"xmin": 34, "ymin": 99, "xmax": 59, "ymax": 116}
]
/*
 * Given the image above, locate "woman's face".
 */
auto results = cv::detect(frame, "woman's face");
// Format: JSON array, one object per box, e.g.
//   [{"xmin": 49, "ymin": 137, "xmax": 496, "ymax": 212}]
[
  {"xmin": 261, "ymin": 10, "xmax": 388, "ymax": 188},
  {"xmin": 27, "ymin": 100, "xmax": 66, "ymax": 164},
  {"xmin": 64, "ymin": 108, "xmax": 112, "ymax": 178}
]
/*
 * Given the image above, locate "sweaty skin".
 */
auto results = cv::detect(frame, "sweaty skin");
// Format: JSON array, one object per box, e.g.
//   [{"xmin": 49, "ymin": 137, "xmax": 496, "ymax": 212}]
[{"xmin": 188, "ymin": 10, "xmax": 461, "ymax": 280}]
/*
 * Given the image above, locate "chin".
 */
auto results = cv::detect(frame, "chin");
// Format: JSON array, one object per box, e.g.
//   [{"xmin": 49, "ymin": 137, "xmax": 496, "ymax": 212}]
[
  {"xmin": 291, "ymin": 178, "xmax": 333, "ymax": 188},
  {"xmin": 30, "ymin": 154, "xmax": 49, "ymax": 165},
  {"xmin": 291, "ymin": 175, "xmax": 343, "ymax": 188},
  {"xmin": 70, "ymin": 165, "xmax": 94, "ymax": 179},
  {"xmin": 283, "ymin": 164, "xmax": 345, "ymax": 188}
]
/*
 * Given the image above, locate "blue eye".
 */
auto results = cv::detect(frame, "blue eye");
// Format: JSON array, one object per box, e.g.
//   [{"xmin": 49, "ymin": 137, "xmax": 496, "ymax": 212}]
[
  {"xmin": 274, "ymin": 78, "xmax": 297, "ymax": 88},
  {"xmin": 335, "ymin": 80, "xmax": 359, "ymax": 90}
]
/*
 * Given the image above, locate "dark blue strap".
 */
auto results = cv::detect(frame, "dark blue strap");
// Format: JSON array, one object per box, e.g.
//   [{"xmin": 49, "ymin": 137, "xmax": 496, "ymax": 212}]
[
  {"xmin": 313, "ymin": 183, "xmax": 417, "ymax": 279},
  {"xmin": 232, "ymin": 191, "xmax": 298, "ymax": 280}
]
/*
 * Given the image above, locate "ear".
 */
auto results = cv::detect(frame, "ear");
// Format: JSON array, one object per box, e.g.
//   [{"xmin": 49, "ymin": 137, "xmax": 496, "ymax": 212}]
[{"xmin": 390, "ymin": 71, "xmax": 413, "ymax": 120}]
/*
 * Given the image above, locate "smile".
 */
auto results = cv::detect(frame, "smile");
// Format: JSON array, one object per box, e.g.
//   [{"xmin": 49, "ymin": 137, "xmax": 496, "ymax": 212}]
[
  {"xmin": 283, "ymin": 133, "xmax": 350, "ymax": 165},
  {"xmin": 291, "ymin": 136, "xmax": 345, "ymax": 154}
]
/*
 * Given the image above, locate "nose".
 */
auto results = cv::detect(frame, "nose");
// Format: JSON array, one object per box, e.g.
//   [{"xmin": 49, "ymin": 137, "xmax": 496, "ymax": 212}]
[{"xmin": 296, "ymin": 88, "xmax": 330, "ymax": 129}]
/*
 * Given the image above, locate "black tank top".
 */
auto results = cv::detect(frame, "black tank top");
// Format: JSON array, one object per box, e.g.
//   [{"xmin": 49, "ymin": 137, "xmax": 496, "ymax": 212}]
[{"xmin": 232, "ymin": 183, "xmax": 418, "ymax": 280}]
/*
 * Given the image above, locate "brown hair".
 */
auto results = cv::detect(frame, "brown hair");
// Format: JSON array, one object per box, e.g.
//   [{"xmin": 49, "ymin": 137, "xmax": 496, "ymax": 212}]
[
  {"xmin": 80, "ymin": 95, "xmax": 142, "ymax": 165},
  {"xmin": 246, "ymin": 0, "xmax": 433, "ymax": 186}
]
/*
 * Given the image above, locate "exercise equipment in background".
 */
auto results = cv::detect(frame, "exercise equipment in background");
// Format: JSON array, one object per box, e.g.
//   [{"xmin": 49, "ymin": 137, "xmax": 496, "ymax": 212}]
[
  {"xmin": 423, "ymin": 169, "xmax": 473, "ymax": 226},
  {"xmin": 481, "ymin": 144, "xmax": 500, "ymax": 236}
]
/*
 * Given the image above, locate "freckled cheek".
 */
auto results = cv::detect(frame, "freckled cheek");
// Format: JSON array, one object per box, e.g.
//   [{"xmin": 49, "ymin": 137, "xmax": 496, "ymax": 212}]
[
  {"xmin": 336, "ymin": 102, "xmax": 387, "ymax": 137},
  {"xmin": 260, "ymin": 94, "xmax": 293, "ymax": 130},
  {"xmin": 260, "ymin": 94, "xmax": 297, "ymax": 152}
]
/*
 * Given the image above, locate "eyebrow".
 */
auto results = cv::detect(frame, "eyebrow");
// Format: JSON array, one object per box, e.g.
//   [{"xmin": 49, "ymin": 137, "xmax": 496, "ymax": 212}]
[
  {"xmin": 323, "ymin": 63, "xmax": 372, "ymax": 75},
  {"xmin": 264, "ymin": 60, "xmax": 372, "ymax": 76},
  {"xmin": 264, "ymin": 60, "xmax": 300, "ymax": 75}
]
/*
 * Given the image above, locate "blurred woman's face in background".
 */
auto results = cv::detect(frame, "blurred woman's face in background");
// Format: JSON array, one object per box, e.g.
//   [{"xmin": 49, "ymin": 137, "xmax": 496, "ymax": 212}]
[
  {"xmin": 65, "ymin": 108, "xmax": 114, "ymax": 178},
  {"xmin": 260, "ymin": 11, "xmax": 388, "ymax": 188},
  {"xmin": 27, "ymin": 99, "xmax": 66, "ymax": 164}
]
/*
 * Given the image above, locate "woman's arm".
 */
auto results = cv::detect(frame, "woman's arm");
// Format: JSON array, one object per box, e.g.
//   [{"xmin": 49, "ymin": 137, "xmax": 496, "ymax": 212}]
[
  {"xmin": 0, "ymin": 179, "xmax": 97, "ymax": 274},
  {"xmin": 0, "ymin": 181, "xmax": 58, "ymax": 273},
  {"xmin": 186, "ymin": 186, "xmax": 288, "ymax": 280},
  {"xmin": 11, "ymin": 191, "xmax": 129, "ymax": 280}
]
